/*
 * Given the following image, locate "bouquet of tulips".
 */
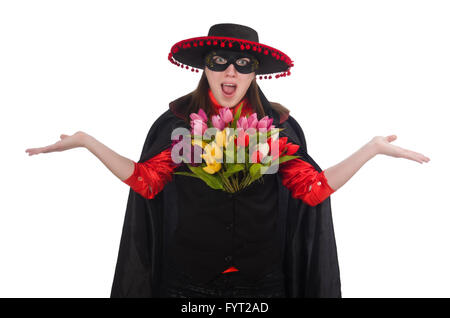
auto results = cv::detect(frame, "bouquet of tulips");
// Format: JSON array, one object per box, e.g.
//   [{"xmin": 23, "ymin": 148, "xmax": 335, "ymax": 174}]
[{"xmin": 171, "ymin": 102, "xmax": 301, "ymax": 193}]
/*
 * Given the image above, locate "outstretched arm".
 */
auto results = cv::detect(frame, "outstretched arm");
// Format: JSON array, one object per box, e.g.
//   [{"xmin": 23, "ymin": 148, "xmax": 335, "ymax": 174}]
[
  {"xmin": 25, "ymin": 131, "xmax": 178, "ymax": 199},
  {"xmin": 25, "ymin": 131, "xmax": 135, "ymax": 181},
  {"xmin": 280, "ymin": 134, "xmax": 430, "ymax": 206},
  {"xmin": 323, "ymin": 135, "xmax": 430, "ymax": 191},
  {"xmin": 82, "ymin": 134, "xmax": 135, "ymax": 181}
]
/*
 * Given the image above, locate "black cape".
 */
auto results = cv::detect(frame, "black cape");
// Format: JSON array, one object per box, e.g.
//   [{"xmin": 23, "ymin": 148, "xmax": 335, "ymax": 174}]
[{"xmin": 110, "ymin": 87, "xmax": 341, "ymax": 298}]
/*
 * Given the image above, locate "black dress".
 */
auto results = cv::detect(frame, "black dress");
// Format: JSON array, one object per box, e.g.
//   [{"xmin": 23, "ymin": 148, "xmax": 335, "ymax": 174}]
[{"xmin": 110, "ymin": 86, "xmax": 341, "ymax": 298}]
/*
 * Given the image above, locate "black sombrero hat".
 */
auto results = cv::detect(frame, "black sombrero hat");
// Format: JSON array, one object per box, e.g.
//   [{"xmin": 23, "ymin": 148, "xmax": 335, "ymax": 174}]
[{"xmin": 168, "ymin": 23, "xmax": 294, "ymax": 80}]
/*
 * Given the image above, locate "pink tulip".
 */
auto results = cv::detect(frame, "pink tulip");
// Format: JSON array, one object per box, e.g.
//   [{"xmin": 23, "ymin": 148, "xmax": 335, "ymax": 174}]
[
  {"xmin": 190, "ymin": 119, "xmax": 207, "ymax": 136},
  {"xmin": 247, "ymin": 113, "xmax": 258, "ymax": 129},
  {"xmin": 257, "ymin": 116, "xmax": 269, "ymax": 130},
  {"xmin": 190, "ymin": 113, "xmax": 203, "ymax": 122},
  {"xmin": 219, "ymin": 108, "xmax": 233, "ymax": 124},
  {"xmin": 257, "ymin": 116, "xmax": 273, "ymax": 130},
  {"xmin": 237, "ymin": 117, "xmax": 248, "ymax": 130},
  {"xmin": 198, "ymin": 108, "xmax": 208, "ymax": 122},
  {"xmin": 211, "ymin": 115, "xmax": 225, "ymax": 130},
  {"xmin": 189, "ymin": 108, "xmax": 208, "ymax": 123}
]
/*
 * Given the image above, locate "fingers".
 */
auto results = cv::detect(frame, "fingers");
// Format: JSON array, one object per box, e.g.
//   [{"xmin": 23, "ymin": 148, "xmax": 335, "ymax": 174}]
[
  {"xmin": 403, "ymin": 149, "xmax": 431, "ymax": 164},
  {"xmin": 25, "ymin": 142, "xmax": 58, "ymax": 156},
  {"xmin": 414, "ymin": 152, "xmax": 431, "ymax": 164},
  {"xmin": 25, "ymin": 147, "xmax": 45, "ymax": 156},
  {"xmin": 386, "ymin": 135, "xmax": 397, "ymax": 143},
  {"xmin": 382, "ymin": 134, "xmax": 431, "ymax": 164},
  {"xmin": 26, "ymin": 133, "xmax": 71, "ymax": 156}
]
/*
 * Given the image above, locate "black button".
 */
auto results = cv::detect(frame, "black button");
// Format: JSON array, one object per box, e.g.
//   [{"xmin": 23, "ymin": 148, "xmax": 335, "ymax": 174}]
[
  {"xmin": 225, "ymin": 256, "xmax": 232, "ymax": 262},
  {"xmin": 226, "ymin": 223, "xmax": 234, "ymax": 231}
]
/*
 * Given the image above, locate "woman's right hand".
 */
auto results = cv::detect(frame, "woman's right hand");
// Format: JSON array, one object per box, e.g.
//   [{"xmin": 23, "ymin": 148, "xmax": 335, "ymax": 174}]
[{"xmin": 25, "ymin": 131, "xmax": 89, "ymax": 156}]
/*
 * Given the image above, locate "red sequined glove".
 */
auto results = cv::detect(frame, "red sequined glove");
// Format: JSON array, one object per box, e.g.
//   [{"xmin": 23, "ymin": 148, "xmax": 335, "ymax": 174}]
[
  {"xmin": 122, "ymin": 148, "xmax": 178, "ymax": 199},
  {"xmin": 279, "ymin": 158, "xmax": 335, "ymax": 206}
]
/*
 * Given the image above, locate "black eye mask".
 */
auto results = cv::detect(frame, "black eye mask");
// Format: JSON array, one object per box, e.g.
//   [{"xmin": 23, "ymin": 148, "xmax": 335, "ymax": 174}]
[{"xmin": 204, "ymin": 49, "xmax": 259, "ymax": 74}]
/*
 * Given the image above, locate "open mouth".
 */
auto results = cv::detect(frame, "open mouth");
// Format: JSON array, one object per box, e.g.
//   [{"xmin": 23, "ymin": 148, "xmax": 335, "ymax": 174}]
[{"xmin": 221, "ymin": 83, "xmax": 237, "ymax": 97}]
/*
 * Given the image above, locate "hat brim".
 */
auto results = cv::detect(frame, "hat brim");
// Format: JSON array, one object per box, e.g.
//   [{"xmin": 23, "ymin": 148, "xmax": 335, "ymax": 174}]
[{"xmin": 168, "ymin": 36, "xmax": 294, "ymax": 76}]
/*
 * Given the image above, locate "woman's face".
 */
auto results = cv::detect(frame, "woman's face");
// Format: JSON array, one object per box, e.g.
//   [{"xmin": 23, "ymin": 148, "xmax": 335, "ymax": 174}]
[{"xmin": 205, "ymin": 54, "xmax": 256, "ymax": 108}]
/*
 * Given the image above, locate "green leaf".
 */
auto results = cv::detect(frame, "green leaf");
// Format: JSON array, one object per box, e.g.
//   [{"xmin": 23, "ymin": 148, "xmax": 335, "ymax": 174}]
[
  {"xmin": 260, "ymin": 165, "xmax": 270, "ymax": 175},
  {"xmin": 230, "ymin": 102, "xmax": 244, "ymax": 129},
  {"xmin": 266, "ymin": 127, "xmax": 285, "ymax": 139},
  {"xmin": 223, "ymin": 164, "xmax": 244, "ymax": 178},
  {"xmin": 246, "ymin": 163, "xmax": 264, "ymax": 186},
  {"xmin": 249, "ymin": 163, "xmax": 262, "ymax": 179},
  {"xmin": 187, "ymin": 165, "xmax": 224, "ymax": 190},
  {"xmin": 275, "ymin": 155, "xmax": 300, "ymax": 165},
  {"xmin": 173, "ymin": 171, "xmax": 201, "ymax": 179}
]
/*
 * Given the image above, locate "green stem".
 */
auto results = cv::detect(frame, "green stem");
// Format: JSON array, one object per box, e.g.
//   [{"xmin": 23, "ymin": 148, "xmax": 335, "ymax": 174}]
[
  {"xmin": 242, "ymin": 173, "xmax": 251, "ymax": 188},
  {"xmin": 218, "ymin": 171, "xmax": 232, "ymax": 192},
  {"xmin": 230, "ymin": 175, "xmax": 237, "ymax": 191}
]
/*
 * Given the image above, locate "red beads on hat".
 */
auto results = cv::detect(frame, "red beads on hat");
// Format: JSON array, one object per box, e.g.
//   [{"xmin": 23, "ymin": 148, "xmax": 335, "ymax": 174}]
[
  {"xmin": 255, "ymin": 69, "xmax": 292, "ymax": 80},
  {"xmin": 169, "ymin": 36, "xmax": 295, "ymax": 80}
]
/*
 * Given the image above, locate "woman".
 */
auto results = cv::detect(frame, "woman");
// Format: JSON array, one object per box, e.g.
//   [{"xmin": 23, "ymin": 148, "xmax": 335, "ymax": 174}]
[{"xmin": 25, "ymin": 23, "xmax": 430, "ymax": 298}]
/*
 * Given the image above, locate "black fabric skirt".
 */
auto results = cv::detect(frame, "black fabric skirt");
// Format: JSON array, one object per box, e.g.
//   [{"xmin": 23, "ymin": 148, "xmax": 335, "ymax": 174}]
[{"xmin": 160, "ymin": 265, "xmax": 286, "ymax": 298}]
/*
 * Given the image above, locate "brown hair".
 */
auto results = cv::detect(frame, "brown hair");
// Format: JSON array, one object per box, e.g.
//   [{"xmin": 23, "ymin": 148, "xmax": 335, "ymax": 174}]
[{"xmin": 173, "ymin": 71, "xmax": 290, "ymax": 125}]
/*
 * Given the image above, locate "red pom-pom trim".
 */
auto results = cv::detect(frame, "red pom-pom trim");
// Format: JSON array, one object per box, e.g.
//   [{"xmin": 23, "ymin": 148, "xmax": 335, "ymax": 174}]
[{"xmin": 169, "ymin": 36, "xmax": 294, "ymax": 79}]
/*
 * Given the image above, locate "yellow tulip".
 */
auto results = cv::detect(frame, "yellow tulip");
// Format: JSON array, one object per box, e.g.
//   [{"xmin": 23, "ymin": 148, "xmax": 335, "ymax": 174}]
[
  {"xmin": 202, "ymin": 142, "xmax": 223, "ymax": 164},
  {"xmin": 203, "ymin": 161, "xmax": 222, "ymax": 174},
  {"xmin": 215, "ymin": 130, "xmax": 227, "ymax": 148},
  {"xmin": 201, "ymin": 141, "xmax": 223, "ymax": 174}
]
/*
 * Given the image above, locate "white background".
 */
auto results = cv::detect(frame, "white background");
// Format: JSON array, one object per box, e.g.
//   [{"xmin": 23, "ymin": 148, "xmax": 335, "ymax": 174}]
[{"xmin": 1, "ymin": 0, "xmax": 448, "ymax": 297}]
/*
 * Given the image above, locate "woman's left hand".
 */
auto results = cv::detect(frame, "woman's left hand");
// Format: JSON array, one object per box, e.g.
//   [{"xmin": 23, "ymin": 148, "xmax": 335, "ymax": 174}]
[{"xmin": 370, "ymin": 135, "xmax": 431, "ymax": 164}]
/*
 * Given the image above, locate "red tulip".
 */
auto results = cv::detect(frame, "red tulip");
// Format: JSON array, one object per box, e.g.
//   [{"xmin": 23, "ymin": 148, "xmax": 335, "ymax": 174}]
[
  {"xmin": 285, "ymin": 143, "xmax": 300, "ymax": 156},
  {"xmin": 235, "ymin": 129, "xmax": 249, "ymax": 147},
  {"xmin": 268, "ymin": 137, "xmax": 288, "ymax": 160},
  {"xmin": 251, "ymin": 150, "xmax": 264, "ymax": 163}
]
